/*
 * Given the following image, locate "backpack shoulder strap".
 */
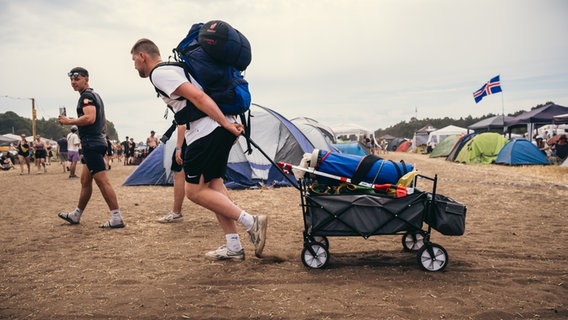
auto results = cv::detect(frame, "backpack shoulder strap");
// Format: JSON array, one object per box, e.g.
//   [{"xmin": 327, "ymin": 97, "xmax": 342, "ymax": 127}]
[{"xmin": 149, "ymin": 61, "xmax": 187, "ymax": 100}]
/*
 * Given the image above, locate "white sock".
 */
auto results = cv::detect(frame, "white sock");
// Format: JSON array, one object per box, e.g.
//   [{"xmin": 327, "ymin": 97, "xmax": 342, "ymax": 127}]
[
  {"xmin": 226, "ymin": 234, "xmax": 242, "ymax": 252},
  {"xmin": 70, "ymin": 208, "xmax": 83, "ymax": 220},
  {"xmin": 237, "ymin": 211, "xmax": 254, "ymax": 231},
  {"xmin": 110, "ymin": 209, "xmax": 122, "ymax": 222}
]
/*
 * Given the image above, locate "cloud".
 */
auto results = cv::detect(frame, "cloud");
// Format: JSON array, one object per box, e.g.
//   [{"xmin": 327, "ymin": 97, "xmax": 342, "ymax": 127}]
[{"xmin": 1, "ymin": 0, "xmax": 568, "ymax": 141}]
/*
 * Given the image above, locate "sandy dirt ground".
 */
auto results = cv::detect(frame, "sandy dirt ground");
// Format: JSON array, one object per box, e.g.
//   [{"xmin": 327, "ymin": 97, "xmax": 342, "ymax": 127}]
[{"xmin": 1, "ymin": 153, "xmax": 567, "ymax": 320}]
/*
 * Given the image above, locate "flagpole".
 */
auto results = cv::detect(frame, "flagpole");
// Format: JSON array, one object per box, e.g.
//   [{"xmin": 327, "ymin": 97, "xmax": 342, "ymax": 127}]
[
  {"xmin": 501, "ymin": 75, "xmax": 505, "ymax": 136},
  {"xmin": 501, "ymin": 75, "xmax": 505, "ymax": 118}
]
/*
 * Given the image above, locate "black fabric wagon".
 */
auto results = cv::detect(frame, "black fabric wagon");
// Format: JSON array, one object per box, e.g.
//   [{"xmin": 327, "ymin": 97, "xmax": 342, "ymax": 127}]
[{"xmin": 297, "ymin": 174, "xmax": 466, "ymax": 272}]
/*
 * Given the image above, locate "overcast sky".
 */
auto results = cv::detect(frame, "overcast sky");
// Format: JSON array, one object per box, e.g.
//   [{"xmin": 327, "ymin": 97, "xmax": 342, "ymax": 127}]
[{"xmin": 1, "ymin": 0, "xmax": 567, "ymax": 142}]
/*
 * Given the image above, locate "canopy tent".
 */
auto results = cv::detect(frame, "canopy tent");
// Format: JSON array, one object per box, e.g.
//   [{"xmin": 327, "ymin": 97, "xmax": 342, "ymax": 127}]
[
  {"xmin": 495, "ymin": 138, "xmax": 548, "ymax": 166},
  {"xmin": 553, "ymin": 113, "xmax": 568, "ymax": 124},
  {"xmin": 0, "ymin": 134, "xmax": 19, "ymax": 146},
  {"xmin": 333, "ymin": 123, "xmax": 373, "ymax": 138},
  {"xmin": 454, "ymin": 132, "xmax": 509, "ymax": 164},
  {"xmin": 506, "ymin": 103, "xmax": 568, "ymax": 141},
  {"xmin": 506, "ymin": 103, "xmax": 568, "ymax": 127},
  {"xmin": 468, "ymin": 115, "xmax": 514, "ymax": 133},
  {"xmin": 427, "ymin": 125, "xmax": 468, "ymax": 147},
  {"xmin": 124, "ymin": 103, "xmax": 314, "ymax": 188},
  {"xmin": 429, "ymin": 135, "xmax": 459, "ymax": 158}
]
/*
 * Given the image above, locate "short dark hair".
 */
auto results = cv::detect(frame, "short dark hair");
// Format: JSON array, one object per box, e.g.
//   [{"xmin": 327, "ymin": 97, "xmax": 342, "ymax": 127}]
[
  {"xmin": 131, "ymin": 38, "xmax": 161, "ymax": 58},
  {"xmin": 69, "ymin": 67, "xmax": 89, "ymax": 77}
]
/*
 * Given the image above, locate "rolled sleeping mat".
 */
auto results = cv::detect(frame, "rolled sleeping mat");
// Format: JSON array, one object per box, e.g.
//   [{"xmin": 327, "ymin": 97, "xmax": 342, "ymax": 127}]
[{"xmin": 312, "ymin": 149, "xmax": 413, "ymax": 186}]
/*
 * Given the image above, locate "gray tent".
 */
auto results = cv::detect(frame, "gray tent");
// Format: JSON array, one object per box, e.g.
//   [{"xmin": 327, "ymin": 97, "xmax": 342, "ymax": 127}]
[{"xmin": 468, "ymin": 115, "xmax": 514, "ymax": 133}]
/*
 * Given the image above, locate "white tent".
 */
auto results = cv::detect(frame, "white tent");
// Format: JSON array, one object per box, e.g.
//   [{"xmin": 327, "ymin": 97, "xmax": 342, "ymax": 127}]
[
  {"xmin": 427, "ymin": 125, "xmax": 468, "ymax": 147},
  {"xmin": 291, "ymin": 117, "xmax": 337, "ymax": 151}
]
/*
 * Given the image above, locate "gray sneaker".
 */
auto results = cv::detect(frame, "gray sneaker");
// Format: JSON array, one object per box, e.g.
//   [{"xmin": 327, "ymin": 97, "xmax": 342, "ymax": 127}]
[
  {"xmin": 247, "ymin": 215, "xmax": 268, "ymax": 258},
  {"xmin": 157, "ymin": 211, "xmax": 183, "ymax": 223},
  {"xmin": 205, "ymin": 245, "xmax": 245, "ymax": 261}
]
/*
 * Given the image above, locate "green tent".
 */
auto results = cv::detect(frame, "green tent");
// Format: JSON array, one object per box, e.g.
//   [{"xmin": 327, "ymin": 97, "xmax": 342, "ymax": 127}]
[
  {"xmin": 454, "ymin": 132, "xmax": 508, "ymax": 164},
  {"xmin": 429, "ymin": 135, "xmax": 460, "ymax": 158}
]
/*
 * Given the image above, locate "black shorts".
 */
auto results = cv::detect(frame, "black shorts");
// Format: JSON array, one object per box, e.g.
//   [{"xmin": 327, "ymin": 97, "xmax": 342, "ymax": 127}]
[
  {"xmin": 184, "ymin": 126, "xmax": 236, "ymax": 184},
  {"xmin": 35, "ymin": 149, "xmax": 47, "ymax": 159},
  {"xmin": 170, "ymin": 142, "xmax": 187, "ymax": 173},
  {"xmin": 81, "ymin": 145, "xmax": 107, "ymax": 174}
]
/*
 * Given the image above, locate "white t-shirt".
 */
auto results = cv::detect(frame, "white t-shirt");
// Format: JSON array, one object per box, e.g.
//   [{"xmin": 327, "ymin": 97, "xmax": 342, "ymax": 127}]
[
  {"xmin": 150, "ymin": 64, "xmax": 235, "ymax": 145},
  {"xmin": 67, "ymin": 132, "xmax": 80, "ymax": 152}
]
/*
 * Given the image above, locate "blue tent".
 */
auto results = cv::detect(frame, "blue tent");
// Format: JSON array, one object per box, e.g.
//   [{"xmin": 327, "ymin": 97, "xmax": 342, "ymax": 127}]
[
  {"xmin": 124, "ymin": 104, "xmax": 314, "ymax": 189},
  {"xmin": 495, "ymin": 138, "xmax": 548, "ymax": 166},
  {"xmin": 225, "ymin": 104, "xmax": 314, "ymax": 189},
  {"xmin": 331, "ymin": 142, "xmax": 368, "ymax": 156},
  {"xmin": 123, "ymin": 144, "xmax": 173, "ymax": 185}
]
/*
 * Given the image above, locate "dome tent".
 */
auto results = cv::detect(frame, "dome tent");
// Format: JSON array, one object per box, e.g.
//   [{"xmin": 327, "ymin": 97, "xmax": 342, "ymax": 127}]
[
  {"xmin": 495, "ymin": 138, "xmax": 548, "ymax": 166},
  {"xmin": 124, "ymin": 103, "xmax": 314, "ymax": 189},
  {"xmin": 454, "ymin": 132, "xmax": 508, "ymax": 164},
  {"xmin": 430, "ymin": 135, "xmax": 460, "ymax": 158}
]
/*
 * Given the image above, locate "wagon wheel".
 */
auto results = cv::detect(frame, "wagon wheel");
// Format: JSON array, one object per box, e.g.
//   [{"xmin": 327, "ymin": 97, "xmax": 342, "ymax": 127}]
[
  {"xmin": 301, "ymin": 243, "xmax": 329, "ymax": 269},
  {"xmin": 313, "ymin": 236, "xmax": 329, "ymax": 249},
  {"xmin": 417, "ymin": 243, "xmax": 448, "ymax": 272},
  {"xmin": 402, "ymin": 231, "xmax": 425, "ymax": 252}
]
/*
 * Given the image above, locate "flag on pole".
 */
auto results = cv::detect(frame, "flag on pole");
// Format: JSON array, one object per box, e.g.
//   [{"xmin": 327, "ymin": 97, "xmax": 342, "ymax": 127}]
[{"xmin": 473, "ymin": 75, "xmax": 502, "ymax": 103}]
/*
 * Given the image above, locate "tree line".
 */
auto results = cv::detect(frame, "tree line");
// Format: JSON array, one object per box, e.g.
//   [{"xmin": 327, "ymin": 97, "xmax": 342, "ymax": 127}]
[
  {"xmin": 374, "ymin": 102, "xmax": 554, "ymax": 139},
  {"xmin": 0, "ymin": 111, "xmax": 119, "ymax": 141}
]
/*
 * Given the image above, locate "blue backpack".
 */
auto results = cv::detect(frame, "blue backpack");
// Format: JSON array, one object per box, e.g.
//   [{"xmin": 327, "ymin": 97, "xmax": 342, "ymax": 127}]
[{"xmin": 172, "ymin": 20, "xmax": 252, "ymax": 117}]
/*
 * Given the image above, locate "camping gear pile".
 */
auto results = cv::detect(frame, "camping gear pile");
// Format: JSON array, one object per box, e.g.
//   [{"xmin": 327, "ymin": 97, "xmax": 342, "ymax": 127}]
[{"xmin": 278, "ymin": 149, "xmax": 467, "ymax": 271}]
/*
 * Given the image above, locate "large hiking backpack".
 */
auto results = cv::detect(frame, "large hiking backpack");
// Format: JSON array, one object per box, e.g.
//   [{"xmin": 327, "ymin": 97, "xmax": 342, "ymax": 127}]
[{"xmin": 172, "ymin": 20, "xmax": 252, "ymax": 116}]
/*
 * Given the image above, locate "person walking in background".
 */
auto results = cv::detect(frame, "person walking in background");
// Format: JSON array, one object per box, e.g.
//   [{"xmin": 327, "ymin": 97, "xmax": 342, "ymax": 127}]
[
  {"xmin": 157, "ymin": 124, "xmax": 187, "ymax": 223},
  {"xmin": 33, "ymin": 134, "xmax": 47, "ymax": 174},
  {"xmin": 56, "ymin": 134, "xmax": 69, "ymax": 173},
  {"xmin": 128, "ymin": 137, "xmax": 136, "ymax": 164},
  {"xmin": 46, "ymin": 144, "xmax": 53, "ymax": 166},
  {"xmin": 57, "ymin": 67, "xmax": 125, "ymax": 229},
  {"xmin": 105, "ymin": 135, "xmax": 115, "ymax": 170},
  {"xmin": 120, "ymin": 136, "xmax": 130, "ymax": 165},
  {"xmin": 16, "ymin": 134, "xmax": 31, "ymax": 175},
  {"xmin": 67, "ymin": 125, "xmax": 81, "ymax": 178},
  {"xmin": 146, "ymin": 130, "xmax": 159, "ymax": 155},
  {"xmin": 131, "ymin": 39, "xmax": 266, "ymax": 260}
]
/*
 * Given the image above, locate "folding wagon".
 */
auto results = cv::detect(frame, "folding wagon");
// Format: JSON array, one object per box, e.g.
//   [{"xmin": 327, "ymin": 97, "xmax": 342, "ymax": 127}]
[{"xmin": 277, "ymin": 157, "xmax": 466, "ymax": 272}]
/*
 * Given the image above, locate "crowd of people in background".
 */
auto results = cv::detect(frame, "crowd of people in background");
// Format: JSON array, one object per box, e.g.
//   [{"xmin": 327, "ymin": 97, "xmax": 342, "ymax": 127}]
[{"xmin": 2, "ymin": 128, "xmax": 163, "ymax": 176}]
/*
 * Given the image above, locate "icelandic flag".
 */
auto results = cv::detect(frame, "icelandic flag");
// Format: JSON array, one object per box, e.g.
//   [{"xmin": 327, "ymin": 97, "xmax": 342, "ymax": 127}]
[{"xmin": 473, "ymin": 75, "xmax": 502, "ymax": 103}]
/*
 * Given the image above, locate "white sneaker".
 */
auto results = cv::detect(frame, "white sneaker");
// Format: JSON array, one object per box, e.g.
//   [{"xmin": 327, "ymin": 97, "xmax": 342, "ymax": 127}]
[
  {"xmin": 205, "ymin": 245, "xmax": 245, "ymax": 261},
  {"xmin": 157, "ymin": 211, "xmax": 183, "ymax": 223},
  {"xmin": 247, "ymin": 215, "xmax": 268, "ymax": 258}
]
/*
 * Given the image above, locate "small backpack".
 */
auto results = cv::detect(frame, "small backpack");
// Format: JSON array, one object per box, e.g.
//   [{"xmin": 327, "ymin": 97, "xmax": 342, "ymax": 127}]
[{"xmin": 172, "ymin": 20, "xmax": 252, "ymax": 117}]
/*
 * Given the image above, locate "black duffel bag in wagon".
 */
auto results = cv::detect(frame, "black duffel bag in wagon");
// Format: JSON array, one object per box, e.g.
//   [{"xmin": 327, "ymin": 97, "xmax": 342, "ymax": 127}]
[{"xmin": 425, "ymin": 194, "xmax": 467, "ymax": 236}]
